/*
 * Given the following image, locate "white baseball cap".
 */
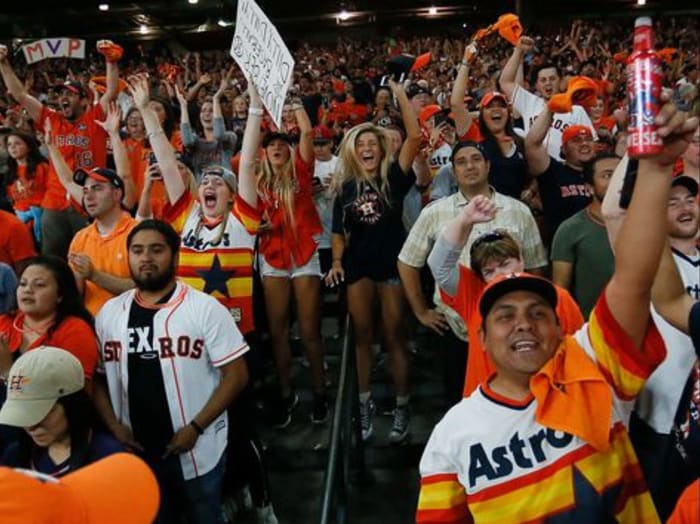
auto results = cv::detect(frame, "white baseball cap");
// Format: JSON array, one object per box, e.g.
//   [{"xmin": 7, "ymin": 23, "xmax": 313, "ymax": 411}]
[{"xmin": 0, "ymin": 346, "xmax": 84, "ymax": 427}]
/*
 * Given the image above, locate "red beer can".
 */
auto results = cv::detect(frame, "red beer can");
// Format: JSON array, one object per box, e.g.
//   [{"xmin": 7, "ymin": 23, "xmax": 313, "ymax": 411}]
[{"xmin": 627, "ymin": 17, "xmax": 663, "ymax": 158}]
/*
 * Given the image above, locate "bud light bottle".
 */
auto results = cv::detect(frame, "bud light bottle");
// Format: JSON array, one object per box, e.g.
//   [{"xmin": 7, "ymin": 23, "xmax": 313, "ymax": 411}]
[{"xmin": 627, "ymin": 17, "xmax": 663, "ymax": 157}]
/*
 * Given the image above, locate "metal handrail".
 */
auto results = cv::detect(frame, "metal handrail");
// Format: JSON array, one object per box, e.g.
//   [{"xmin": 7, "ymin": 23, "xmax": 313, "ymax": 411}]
[{"xmin": 319, "ymin": 315, "xmax": 365, "ymax": 524}]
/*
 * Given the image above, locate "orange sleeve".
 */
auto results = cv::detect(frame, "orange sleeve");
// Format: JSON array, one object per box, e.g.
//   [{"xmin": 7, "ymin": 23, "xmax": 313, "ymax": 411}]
[
  {"xmin": 162, "ymin": 191, "xmax": 195, "ymax": 233},
  {"xmin": 458, "ymin": 121, "xmax": 483, "ymax": 142},
  {"xmin": 48, "ymin": 317, "xmax": 99, "ymax": 379},
  {"xmin": 667, "ymin": 479, "xmax": 700, "ymax": 524},
  {"xmin": 8, "ymin": 219, "xmax": 37, "ymax": 264},
  {"xmin": 555, "ymin": 287, "xmax": 585, "ymax": 335}
]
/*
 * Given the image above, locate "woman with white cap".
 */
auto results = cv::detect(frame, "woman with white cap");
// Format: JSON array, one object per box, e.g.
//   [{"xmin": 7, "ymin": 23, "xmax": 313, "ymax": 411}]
[{"xmin": 0, "ymin": 346, "xmax": 122, "ymax": 476}]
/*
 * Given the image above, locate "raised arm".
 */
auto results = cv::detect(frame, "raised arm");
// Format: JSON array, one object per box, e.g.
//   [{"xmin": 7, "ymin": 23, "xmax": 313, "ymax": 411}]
[
  {"xmin": 238, "ymin": 84, "xmax": 263, "ymax": 208},
  {"xmin": 651, "ymin": 241, "xmax": 694, "ymax": 334},
  {"xmin": 524, "ymin": 105, "xmax": 553, "ymax": 175},
  {"xmin": 44, "ymin": 121, "xmax": 83, "ymax": 203},
  {"xmin": 605, "ymin": 98, "xmax": 698, "ymax": 348},
  {"xmin": 499, "ymin": 36, "xmax": 535, "ymax": 101},
  {"xmin": 95, "ymin": 103, "xmax": 136, "ymax": 208},
  {"xmin": 600, "ymin": 154, "xmax": 629, "ymax": 248},
  {"xmin": 292, "ymin": 97, "xmax": 314, "ymax": 164},
  {"xmin": 450, "ymin": 42, "xmax": 477, "ymax": 137},
  {"xmin": 128, "ymin": 74, "xmax": 186, "ymax": 204},
  {"xmin": 176, "ymin": 86, "xmax": 197, "ymax": 148},
  {"xmin": 390, "ymin": 78, "xmax": 421, "ymax": 173},
  {"xmin": 95, "ymin": 40, "xmax": 121, "ymax": 112},
  {"xmin": 427, "ymin": 195, "xmax": 497, "ymax": 296},
  {"xmin": 0, "ymin": 45, "xmax": 43, "ymax": 122}
]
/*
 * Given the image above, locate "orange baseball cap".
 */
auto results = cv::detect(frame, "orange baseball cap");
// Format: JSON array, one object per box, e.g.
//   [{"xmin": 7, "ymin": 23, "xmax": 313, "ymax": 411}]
[
  {"xmin": 0, "ymin": 453, "xmax": 159, "ymax": 523},
  {"xmin": 479, "ymin": 272, "xmax": 558, "ymax": 318},
  {"xmin": 562, "ymin": 125, "xmax": 594, "ymax": 146},
  {"xmin": 480, "ymin": 91, "xmax": 508, "ymax": 108},
  {"xmin": 419, "ymin": 104, "xmax": 443, "ymax": 124}
]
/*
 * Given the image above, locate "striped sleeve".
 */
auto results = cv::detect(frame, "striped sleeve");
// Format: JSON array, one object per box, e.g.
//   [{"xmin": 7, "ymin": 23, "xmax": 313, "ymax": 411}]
[
  {"xmin": 232, "ymin": 194, "xmax": 262, "ymax": 235},
  {"xmin": 586, "ymin": 290, "xmax": 666, "ymax": 400},
  {"xmin": 418, "ymin": 424, "xmax": 472, "ymax": 524},
  {"xmin": 163, "ymin": 192, "xmax": 196, "ymax": 234}
]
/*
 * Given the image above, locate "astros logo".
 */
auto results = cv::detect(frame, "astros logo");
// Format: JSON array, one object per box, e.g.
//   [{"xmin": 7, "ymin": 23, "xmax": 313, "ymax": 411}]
[{"xmin": 9, "ymin": 374, "xmax": 31, "ymax": 393}]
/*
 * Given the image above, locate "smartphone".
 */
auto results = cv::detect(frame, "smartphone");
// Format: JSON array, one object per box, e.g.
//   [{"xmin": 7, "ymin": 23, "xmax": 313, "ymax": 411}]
[
  {"xmin": 379, "ymin": 73, "xmax": 406, "ymax": 86},
  {"xmin": 433, "ymin": 111, "xmax": 449, "ymax": 127},
  {"xmin": 618, "ymin": 157, "xmax": 639, "ymax": 210},
  {"xmin": 148, "ymin": 152, "xmax": 158, "ymax": 165}
]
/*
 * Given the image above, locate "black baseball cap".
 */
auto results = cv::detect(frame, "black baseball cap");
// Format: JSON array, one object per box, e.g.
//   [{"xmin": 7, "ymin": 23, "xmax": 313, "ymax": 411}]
[
  {"xmin": 262, "ymin": 132, "xmax": 293, "ymax": 148},
  {"xmin": 671, "ymin": 175, "xmax": 699, "ymax": 196},
  {"xmin": 406, "ymin": 83, "xmax": 430, "ymax": 99},
  {"xmin": 450, "ymin": 141, "xmax": 488, "ymax": 163},
  {"xmin": 73, "ymin": 167, "xmax": 125, "ymax": 192},
  {"xmin": 53, "ymin": 80, "xmax": 88, "ymax": 98},
  {"xmin": 479, "ymin": 273, "xmax": 558, "ymax": 318}
]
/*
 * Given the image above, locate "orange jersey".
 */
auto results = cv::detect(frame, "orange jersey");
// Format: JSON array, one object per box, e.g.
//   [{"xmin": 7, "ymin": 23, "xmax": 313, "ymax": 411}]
[
  {"xmin": 165, "ymin": 192, "xmax": 261, "ymax": 334},
  {"xmin": 0, "ymin": 210, "xmax": 37, "ymax": 267},
  {"xmin": 39, "ymin": 104, "xmax": 108, "ymax": 211},
  {"xmin": 68, "ymin": 212, "xmax": 137, "ymax": 315},
  {"xmin": 9, "ymin": 163, "xmax": 48, "ymax": 211},
  {"xmin": 0, "ymin": 313, "xmax": 98, "ymax": 380},
  {"xmin": 438, "ymin": 265, "xmax": 584, "ymax": 397}
]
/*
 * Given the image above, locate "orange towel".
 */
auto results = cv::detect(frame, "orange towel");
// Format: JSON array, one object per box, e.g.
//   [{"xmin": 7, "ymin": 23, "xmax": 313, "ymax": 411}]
[
  {"xmin": 530, "ymin": 337, "xmax": 613, "ymax": 451},
  {"xmin": 96, "ymin": 41, "xmax": 123, "ymax": 63},
  {"xmin": 548, "ymin": 76, "xmax": 599, "ymax": 114},
  {"xmin": 90, "ymin": 76, "xmax": 129, "ymax": 94},
  {"xmin": 495, "ymin": 14, "xmax": 523, "ymax": 46}
]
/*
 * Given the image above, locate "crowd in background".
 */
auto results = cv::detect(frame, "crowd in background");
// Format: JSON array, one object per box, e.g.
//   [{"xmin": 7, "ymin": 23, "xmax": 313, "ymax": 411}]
[{"xmin": 0, "ymin": 12, "xmax": 698, "ymax": 524}]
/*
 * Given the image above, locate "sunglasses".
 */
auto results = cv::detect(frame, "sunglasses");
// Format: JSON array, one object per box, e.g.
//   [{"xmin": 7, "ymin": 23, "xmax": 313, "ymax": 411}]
[{"xmin": 469, "ymin": 230, "xmax": 506, "ymax": 255}]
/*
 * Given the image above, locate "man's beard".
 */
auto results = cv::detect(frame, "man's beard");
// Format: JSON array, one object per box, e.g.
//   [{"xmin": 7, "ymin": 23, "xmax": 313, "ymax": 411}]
[{"xmin": 132, "ymin": 264, "xmax": 176, "ymax": 292}]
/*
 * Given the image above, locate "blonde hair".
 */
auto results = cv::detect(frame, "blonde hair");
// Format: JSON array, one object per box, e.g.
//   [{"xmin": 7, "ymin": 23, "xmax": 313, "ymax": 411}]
[
  {"xmin": 334, "ymin": 122, "xmax": 393, "ymax": 204},
  {"xmin": 257, "ymin": 144, "xmax": 298, "ymax": 230}
]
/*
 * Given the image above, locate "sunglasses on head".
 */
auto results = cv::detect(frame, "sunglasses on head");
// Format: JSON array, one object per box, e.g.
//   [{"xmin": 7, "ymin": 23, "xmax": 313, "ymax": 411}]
[{"xmin": 470, "ymin": 230, "xmax": 506, "ymax": 255}]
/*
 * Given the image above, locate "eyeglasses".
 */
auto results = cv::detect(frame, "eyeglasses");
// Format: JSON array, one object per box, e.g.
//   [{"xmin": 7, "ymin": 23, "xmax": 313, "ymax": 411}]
[{"xmin": 469, "ymin": 230, "xmax": 506, "ymax": 255}]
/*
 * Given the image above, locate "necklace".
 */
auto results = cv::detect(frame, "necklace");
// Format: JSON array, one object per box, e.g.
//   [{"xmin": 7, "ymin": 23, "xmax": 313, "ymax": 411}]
[{"xmin": 13, "ymin": 314, "xmax": 55, "ymax": 336}]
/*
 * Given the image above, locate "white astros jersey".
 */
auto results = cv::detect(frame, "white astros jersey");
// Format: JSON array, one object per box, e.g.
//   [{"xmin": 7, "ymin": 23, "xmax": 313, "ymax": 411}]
[
  {"xmin": 640, "ymin": 249, "xmax": 700, "ymax": 433},
  {"xmin": 95, "ymin": 281, "xmax": 249, "ymax": 480},
  {"xmin": 511, "ymin": 85, "xmax": 595, "ymax": 161}
]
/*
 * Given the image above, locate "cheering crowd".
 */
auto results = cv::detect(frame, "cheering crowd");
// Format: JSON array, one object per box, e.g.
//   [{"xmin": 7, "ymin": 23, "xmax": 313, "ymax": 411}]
[{"xmin": 0, "ymin": 11, "xmax": 698, "ymax": 524}]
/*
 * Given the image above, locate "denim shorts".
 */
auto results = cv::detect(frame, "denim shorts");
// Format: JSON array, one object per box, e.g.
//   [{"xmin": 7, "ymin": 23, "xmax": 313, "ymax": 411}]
[{"xmin": 259, "ymin": 250, "xmax": 322, "ymax": 279}]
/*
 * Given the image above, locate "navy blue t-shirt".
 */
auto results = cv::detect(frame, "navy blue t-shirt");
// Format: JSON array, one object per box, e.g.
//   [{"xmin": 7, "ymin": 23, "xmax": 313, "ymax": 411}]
[{"xmin": 537, "ymin": 159, "xmax": 592, "ymax": 242}]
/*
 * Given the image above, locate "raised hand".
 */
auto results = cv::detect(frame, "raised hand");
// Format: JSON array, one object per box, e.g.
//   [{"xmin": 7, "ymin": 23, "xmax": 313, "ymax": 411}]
[
  {"xmin": 95, "ymin": 102, "xmax": 122, "ymax": 135},
  {"xmin": 650, "ymin": 89, "xmax": 699, "ymax": 166},
  {"xmin": 460, "ymin": 194, "xmax": 497, "ymax": 226},
  {"xmin": 517, "ymin": 36, "xmax": 535, "ymax": 54},
  {"xmin": 127, "ymin": 73, "xmax": 150, "ymax": 110}
]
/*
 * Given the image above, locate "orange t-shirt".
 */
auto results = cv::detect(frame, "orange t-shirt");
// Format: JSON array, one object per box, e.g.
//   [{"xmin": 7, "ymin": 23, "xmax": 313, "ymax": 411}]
[
  {"xmin": 0, "ymin": 210, "xmax": 37, "ymax": 268},
  {"xmin": 9, "ymin": 163, "xmax": 49, "ymax": 211},
  {"xmin": 39, "ymin": 104, "xmax": 107, "ymax": 211},
  {"xmin": 68, "ymin": 212, "xmax": 137, "ymax": 315},
  {"xmin": 0, "ymin": 313, "xmax": 98, "ymax": 379},
  {"xmin": 439, "ymin": 265, "xmax": 585, "ymax": 397},
  {"xmin": 667, "ymin": 479, "xmax": 700, "ymax": 524},
  {"xmin": 257, "ymin": 149, "xmax": 322, "ymax": 269}
]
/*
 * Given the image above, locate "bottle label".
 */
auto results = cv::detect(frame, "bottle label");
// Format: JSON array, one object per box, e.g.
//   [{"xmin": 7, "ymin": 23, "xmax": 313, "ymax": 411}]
[{"xmin": 627, "ymin": 53, "xmax": 663, "ymax": 157}]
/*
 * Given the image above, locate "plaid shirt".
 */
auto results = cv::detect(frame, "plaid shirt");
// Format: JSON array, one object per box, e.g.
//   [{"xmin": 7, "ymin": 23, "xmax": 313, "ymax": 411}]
[{"xmin": 398, "ymin": 188, "xmax": 547, "ymax": 340}]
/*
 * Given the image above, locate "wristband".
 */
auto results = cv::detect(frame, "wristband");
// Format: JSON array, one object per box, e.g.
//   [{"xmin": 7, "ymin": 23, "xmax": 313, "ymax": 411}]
[
  {"xmin": 190, "ymin": 420, "xmax": 204, "ymax": 435},
  {"xmin": 248, "ymin": 107, "xmax": 264, "ymax": 116}
]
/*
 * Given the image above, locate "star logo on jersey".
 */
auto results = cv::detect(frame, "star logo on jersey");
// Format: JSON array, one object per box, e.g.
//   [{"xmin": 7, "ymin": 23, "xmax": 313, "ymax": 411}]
[{"xmin": 197, "ymin": 255, "xmax": 235, "ymax": 297}]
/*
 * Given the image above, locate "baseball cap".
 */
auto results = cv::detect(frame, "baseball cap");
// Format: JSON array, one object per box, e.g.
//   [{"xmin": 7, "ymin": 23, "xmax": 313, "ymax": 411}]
[
  {"xmin": 312, "ymin": 125, "xmax": 334, "ymax": 143},
  {"xmin": 53, "ymin": 80, "xmax": 88, "ymax": 98},
  {"xmin": 406, "ymin": 83, "xmax": 431, "ymax": 99},
  {"xmin": 478, "ymin": 273, "xmax": 558, "ymax": 318},
  {"xmin": 200, "ymin": 165, "xmax": 238, "ymax": 193},
  {"xmin": 262, "ymin": 131, "xmax": 293, "ymax": 148},
  {"xmin": 561, "ymin": 125, "xmax": 594, "ymax": 146},
  {"xmin": 450, "ymin": 140, "xmax": 488, "ymax": 162},
  {"xmin": 419, "ymin": 104, "xmax": 444, "ymax": 125},
  {"xmin": 480, "ymin": 91, "xmax": 508, "ymax": 108},
  {"xmin": 0, "ymin": 346, "xmax": 84, "ymax": 427},
  {"xmin": 671, "ymin": 175, "xmax": 699, "ymax": 196},
  {"xmin": 0, "ymin": 453, "xmax": 159, "ymax": 524},
  {"xmin": 73, "ymin": 167, "xmax": 125, "ymax": 193}
]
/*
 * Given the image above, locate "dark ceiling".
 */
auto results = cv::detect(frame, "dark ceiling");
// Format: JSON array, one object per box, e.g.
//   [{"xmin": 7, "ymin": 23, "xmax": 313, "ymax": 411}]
[{"xmin": 1, "ymin": 0, "xmax": 698, "ymax": 43}]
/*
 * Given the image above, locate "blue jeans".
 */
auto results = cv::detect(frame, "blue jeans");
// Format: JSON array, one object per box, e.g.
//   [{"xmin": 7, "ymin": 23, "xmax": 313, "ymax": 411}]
[{"xmin": 152, "ymin": 453, "xmax": 225, "ymax": 524}]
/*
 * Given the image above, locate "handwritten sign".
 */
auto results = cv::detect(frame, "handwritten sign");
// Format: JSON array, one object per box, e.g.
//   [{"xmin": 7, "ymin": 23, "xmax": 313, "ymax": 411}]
[
  {"xmin": 230, "ymin": 0, "xmax": 294, "ymax": 128},
  {"xmin": 22, "ymin": 38, "xmax": 86, "ymax": 65}
]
